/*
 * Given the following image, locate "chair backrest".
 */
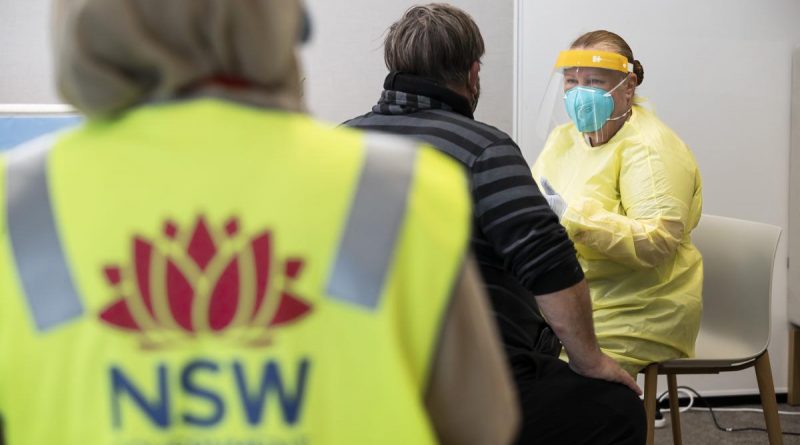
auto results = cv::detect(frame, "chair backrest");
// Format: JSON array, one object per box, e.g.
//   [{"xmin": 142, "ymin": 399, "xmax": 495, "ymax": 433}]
[{"xmin": 692, "ymin": 214, "xmax": 782, "ymax": 361}]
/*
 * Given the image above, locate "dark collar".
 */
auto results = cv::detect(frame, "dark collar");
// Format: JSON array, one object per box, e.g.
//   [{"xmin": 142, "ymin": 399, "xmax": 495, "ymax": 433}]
[{"xmin": 383, "ymin": 72, "xmax": 474, "ymax": 119}]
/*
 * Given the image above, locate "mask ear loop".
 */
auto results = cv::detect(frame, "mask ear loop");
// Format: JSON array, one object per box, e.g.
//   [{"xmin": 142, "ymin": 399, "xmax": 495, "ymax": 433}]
[
  {"xmin": 604, "ymin": 74, "xmax": 629, "ymax": 96},
  {"xmin": 605, "ymin": 73, "xmax": 633, "ymax": 121},
  {"xmin": 607, "ymin": 111, "xmax": 630, "ymax": 121}
]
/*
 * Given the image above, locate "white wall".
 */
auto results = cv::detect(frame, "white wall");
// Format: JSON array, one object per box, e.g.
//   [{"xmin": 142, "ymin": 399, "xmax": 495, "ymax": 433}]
[
  {"xmin": 0, "ymin": 1, "xmax": 60, "ymax": 103},
  {"xmin": 300, "ymin": 0, "xmax": 513, "ymax": 132},
  {"xmin": 0, "ymin": 0, "xmax": 514, "ymax": 134},
  {"xmin": 516, "ymin": 0, "xmax": 800, "ymax": 396}
]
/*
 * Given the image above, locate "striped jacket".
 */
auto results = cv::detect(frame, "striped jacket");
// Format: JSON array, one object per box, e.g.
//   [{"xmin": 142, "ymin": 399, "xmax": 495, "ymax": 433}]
[{"xmin": 345, "ymin": 73, "xmax": 584, "ymax": 353}]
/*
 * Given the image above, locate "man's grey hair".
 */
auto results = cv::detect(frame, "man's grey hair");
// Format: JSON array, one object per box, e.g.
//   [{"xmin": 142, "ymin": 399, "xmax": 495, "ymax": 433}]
[{"xmin": 384, "ymin": 3, "xmax": 485, "ymax": 86}]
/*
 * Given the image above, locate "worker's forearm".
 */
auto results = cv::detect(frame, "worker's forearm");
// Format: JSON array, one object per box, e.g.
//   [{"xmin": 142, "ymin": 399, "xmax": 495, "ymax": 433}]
[{"xmin": 534, "ymin": 279, "xmax": 604, "ymax": 367}]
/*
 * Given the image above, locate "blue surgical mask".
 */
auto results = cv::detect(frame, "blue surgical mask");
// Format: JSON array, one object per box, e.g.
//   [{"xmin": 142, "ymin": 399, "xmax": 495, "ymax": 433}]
[{"xmin": 563, "ymin": 76, "xmax": 627, "ymax": 133}]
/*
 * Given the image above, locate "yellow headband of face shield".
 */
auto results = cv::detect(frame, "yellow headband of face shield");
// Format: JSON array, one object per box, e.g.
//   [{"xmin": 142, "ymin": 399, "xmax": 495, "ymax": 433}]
[{"xmin": 555, "ymin": 49, "xmax": 632, "ymax": 73}]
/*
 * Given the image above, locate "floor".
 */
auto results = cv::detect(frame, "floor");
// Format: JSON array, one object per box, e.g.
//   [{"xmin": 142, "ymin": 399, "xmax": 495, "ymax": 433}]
[{"xmin": 654, "ymin": 403, "xmax": 800, "ymax": 444}]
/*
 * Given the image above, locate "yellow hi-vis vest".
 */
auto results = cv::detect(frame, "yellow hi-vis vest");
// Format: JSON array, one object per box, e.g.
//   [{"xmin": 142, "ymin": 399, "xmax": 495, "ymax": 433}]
[{"xmin": 0, "ymin": 99, "xmax": 470, "ymax": 445}]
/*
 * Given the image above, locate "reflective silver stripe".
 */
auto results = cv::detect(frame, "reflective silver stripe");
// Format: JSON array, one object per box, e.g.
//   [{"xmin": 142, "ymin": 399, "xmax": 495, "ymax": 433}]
[
  {"xmin": 6, "ymin": 134, "xmax": 84, "ymax": 331},
  {"xmin": 327, "ymin": 133, "xmax": 419, "ymax": 309}
]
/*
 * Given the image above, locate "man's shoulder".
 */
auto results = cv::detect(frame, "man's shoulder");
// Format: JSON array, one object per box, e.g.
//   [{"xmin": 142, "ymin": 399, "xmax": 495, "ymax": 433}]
[
  {"xmin": 344, "ymin": 109, "xmax": 519, "ymax": 167},
  {"xmin": 341, "ymin": 112, "xmax": 375, "ymax": 128},
  {"xmin": 345, "ymin": 109, "xmax": 511, "ymax": 143},
  {"xmin": 426, "ymin": 109, "xmax": 512, "ymax": 144}
]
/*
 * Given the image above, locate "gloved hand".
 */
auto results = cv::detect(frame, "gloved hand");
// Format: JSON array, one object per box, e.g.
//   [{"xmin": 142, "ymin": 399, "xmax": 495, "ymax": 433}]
[{"xmin": 540, "ymin": 177, "xmax": 567, "ymax": 219}]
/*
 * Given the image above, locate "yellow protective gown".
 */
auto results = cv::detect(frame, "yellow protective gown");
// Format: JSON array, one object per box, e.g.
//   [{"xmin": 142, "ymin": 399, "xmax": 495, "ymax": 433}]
[{"xmin": 532, "ymin": 105, "xmax": 703, "ymax": 376}]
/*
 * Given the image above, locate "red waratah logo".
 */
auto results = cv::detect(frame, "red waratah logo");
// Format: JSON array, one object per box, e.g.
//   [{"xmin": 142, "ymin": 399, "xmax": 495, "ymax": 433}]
[{"xmin": 99, "ymin": 216, "xmax": 312, "ymax": 347}]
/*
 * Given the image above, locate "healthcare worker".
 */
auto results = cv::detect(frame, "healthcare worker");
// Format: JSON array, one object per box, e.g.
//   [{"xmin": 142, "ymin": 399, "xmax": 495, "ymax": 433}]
[
  {"xmin": 0, "ymin": 0, "xmax": 520, "ymax": 444},
  {"xmin": 531, "ymin": 30, "xmax": 703, "ymax": 377}
]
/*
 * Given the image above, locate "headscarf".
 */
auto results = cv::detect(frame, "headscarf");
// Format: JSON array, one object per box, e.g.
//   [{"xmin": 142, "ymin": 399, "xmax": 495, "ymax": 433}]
[{"xmin": 54, "ymin": 0, "xmax": 305, "ymax": 117}]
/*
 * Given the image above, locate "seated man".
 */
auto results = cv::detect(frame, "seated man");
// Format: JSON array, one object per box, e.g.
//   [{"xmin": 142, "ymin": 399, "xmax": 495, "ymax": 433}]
[
  {"xmin": 345, "ymin": 4, "xmax": 645, "ymax": 445},
  {"xmin": 0, "ymin": 1, "xmax": 518, "ymax": 444}
]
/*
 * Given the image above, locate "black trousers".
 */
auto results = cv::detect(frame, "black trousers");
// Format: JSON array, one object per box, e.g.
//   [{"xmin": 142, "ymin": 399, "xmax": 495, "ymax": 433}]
[{"xmin": 510, "ymin": 350, "xmax": 646, "ymax": 445}]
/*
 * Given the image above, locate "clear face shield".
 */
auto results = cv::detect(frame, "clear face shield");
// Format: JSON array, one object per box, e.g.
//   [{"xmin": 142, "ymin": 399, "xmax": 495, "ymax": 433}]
[{"xmin": 534, "ymin": 49, "xmax": 633, "ymax": 146}]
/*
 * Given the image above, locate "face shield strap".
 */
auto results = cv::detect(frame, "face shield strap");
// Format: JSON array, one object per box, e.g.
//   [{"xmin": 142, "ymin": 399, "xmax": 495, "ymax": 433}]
[{"xmin": 555, "ymin": 49, "xmax": 631, "ymax": 73}]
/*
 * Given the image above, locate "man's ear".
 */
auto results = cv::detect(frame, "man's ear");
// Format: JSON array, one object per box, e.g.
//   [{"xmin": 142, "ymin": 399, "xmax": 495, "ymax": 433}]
[{"xmin": 468, "ymin": 61, "xmax": 480, "ymax": 94}]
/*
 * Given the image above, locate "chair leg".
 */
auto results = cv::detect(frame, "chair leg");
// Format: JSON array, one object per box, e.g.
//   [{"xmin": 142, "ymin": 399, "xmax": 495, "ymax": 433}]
[
  {"xmin": 667, "ymin": 373, "xmax": 682, "ymax": 445},
  {"xmin": 755, "ymin": 351, "xmax": 784, "ymax": 445},
  {"xmin": 643, "ymin": 364, "xmax": 658, "ymax": 445},
  {"xmin": 789, "ymin": 325, "xmax": 800, "ymax": 405}
]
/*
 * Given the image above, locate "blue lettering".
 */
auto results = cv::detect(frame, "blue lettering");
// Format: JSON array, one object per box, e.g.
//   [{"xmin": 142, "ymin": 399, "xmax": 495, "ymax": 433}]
[
  {"xmin": 234, "ymin": 358, "xmax": 311, "ymax": 425},
  {"xmin": 180, "ymin": 359, "xmax": 225, "ymax": 427},
  {"xmin": 110, "ymin": 358, "xmax": 310, "ymax": 429},
  {"xmin": 111, "ymin": 365, "xmax": 170, "ymax": 428}
]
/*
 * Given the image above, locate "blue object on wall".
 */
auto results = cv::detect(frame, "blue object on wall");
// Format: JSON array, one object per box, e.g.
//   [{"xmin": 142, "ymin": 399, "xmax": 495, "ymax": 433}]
[{"xmin": 0, "ymin": 116, "xmax": 82, "ymax": 151}]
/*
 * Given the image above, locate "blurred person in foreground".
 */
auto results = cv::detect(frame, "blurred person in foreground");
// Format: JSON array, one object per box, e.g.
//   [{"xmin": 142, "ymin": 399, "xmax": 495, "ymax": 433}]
[{"xmin": 0, "ymin": 0, "xmax": 518, "ymax": 443}]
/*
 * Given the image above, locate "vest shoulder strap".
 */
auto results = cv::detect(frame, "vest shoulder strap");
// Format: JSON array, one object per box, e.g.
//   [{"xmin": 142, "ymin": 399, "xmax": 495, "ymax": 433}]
[
  {"xmin": 327, "ymin": 132, "xmax": 419, "ymax": 310},
  {"xmin": 6, "ymin": 134, "xmax": 84, "ymax": 331}
]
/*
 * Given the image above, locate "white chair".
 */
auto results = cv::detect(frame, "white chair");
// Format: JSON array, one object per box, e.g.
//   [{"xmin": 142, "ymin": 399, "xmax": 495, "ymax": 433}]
[{"xmin": 642, "ymin": 214, "xmax": 783, "ymax": 445}]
